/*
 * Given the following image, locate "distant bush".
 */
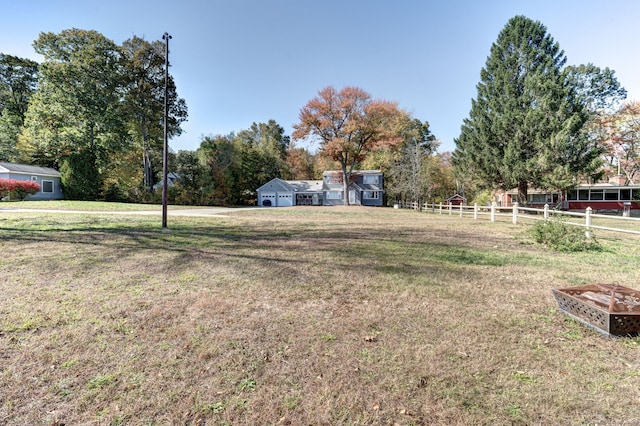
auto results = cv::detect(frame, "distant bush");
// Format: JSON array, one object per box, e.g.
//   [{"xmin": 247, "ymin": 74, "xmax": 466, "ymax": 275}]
[
  {"xmin": 0, "ymin": 178, "xmax": 41, "ymax": 201},
  {"xmin": 528, "ymin": 218, "xmax": 601, "ymax": 252},
  {"xmin": 471, "ymin": 190, "xmax": 493, "ymax": 206}
]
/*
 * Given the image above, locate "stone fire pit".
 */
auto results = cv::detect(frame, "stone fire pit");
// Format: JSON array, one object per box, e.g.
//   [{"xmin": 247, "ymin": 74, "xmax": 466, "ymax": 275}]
[{"xmin": 552, "ymin": 284, "xmax": 640, "ymax": 337}]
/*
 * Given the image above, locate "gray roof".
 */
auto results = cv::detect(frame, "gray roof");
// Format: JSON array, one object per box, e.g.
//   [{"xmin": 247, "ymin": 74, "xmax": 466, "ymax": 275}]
[
  {"xmin": 257, "ymin": 178, "xmax": 295, "ymax": 193},
  {"xmin": 285, "ymin": 180, "xmax": 323, "ymax": 192},
  {"xmin": 322, "ymin": 169, "xmax": 382, "ymax": 176},
  {"xmin": 0, "ymin": 162, "xmax": 60, "ymax": 177}
]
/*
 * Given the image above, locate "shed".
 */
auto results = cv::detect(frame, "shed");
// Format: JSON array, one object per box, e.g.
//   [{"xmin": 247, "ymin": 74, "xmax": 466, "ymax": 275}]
[
  {"xmin": 445, "ymin": 194, "xmax": 466, "ymax": 206},
  {"xmin": 0, "ymin": 162, "xmax": 63, "ymax": 200}
]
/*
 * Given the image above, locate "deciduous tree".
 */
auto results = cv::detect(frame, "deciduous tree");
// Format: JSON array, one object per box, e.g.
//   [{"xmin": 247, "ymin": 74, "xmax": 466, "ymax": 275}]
[
  {"xmin": 21, "ymin": 29, "xmax": 126, "ymax": 199},
  {"xmin": 293, "ymin": 86, "xmax": 407, "ymax": 205},
  {"xmin": 597, "ymin": 101, "xmax": 640, "ymax": 184},
  {"xmin": 236, "ymin": 120, "xmax": 290, "ymax": 187},
  {"xmin": 0, "ymin": 54, "xmax": 39, "ymax": 161},
  {"xmin": 122, "ymin": 36, "xmax": 187, "ymax": 191},
  {"xmin": 384, "ymin": 118, "xmax": 438, "ymax": 204},
  {"xmin": 286, "ymin": 147, "xmax": 317, "ymax": 180},
  {"xmin": 172, "ymin": 149, "xmax": 206, "ymax": 205}
]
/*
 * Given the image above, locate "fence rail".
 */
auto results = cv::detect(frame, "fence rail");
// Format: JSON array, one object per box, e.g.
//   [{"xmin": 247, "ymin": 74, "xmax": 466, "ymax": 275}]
[{"xmin": 394, "ymin": 201, "xmax": 640, "ymax": 236}]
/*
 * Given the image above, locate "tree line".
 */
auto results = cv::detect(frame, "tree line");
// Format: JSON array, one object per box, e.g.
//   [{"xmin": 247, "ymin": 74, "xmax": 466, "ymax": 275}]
[
  {"xmin": 0, "ymin": 29, "xmax": 187, "ymax": 201},
  {"xmin": 170, "ymin": 112, "xmax": 458, "ymax": 206},
  {"xmin": 3, "ymin": 18, "xmax": 637, "ymax": 207},
  {"xmin": 0, "ymin": 29, "xmax": 456, "ymax": 205}
]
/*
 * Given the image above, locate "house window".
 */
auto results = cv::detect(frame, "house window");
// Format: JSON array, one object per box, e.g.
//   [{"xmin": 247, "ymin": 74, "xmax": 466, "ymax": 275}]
[
  {"xmin": 529, "ymin": 194, "xmax": 546, "ymax": 203},
  {"xmin": 363, "ymin": 191, "xmax": 379, "ymax": 199},
  {"xmin": 578, "ymin": 190, "xmax": 589, "ymax": 200},
  {"xmin": 41, "ymin": 180, "xmax": 54, "ymax": 193},
  {"xmin": 326, "ymin": 191, "xmax": 342, "ymax": 200},
  {"xmin": 567, "ymin": 190, "xmax": 577, "ymax": 200},
  {"xmin": 590, "ymin": 189, "xmax": 603, "ymax": 200},
  {"xmin": 604, "ymin": 189, "xmax": 619, "ymax": 201},
  {"xmin": 363, "ymin": 175, "xmax": 378, "ymax": 185},
  {"xmin": 31, "ymin": 176, "xmax": 38, "ymax": 181},
  {"xmin": 620, "ymin": 189, "xmax": 631, "ymax": 200},
  {"xmin": 324, "ymin": 174, "xmax": 342, "ymax": 184}
]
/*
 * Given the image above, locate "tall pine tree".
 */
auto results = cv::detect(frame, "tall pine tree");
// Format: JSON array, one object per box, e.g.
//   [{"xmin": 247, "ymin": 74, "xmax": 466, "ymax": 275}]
[{"xmin": 453, "ymin": 16, "xmax": 613, "ymax": 203}]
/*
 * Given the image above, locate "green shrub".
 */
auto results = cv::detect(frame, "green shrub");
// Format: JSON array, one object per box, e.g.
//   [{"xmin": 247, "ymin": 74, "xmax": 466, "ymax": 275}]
[
  {"xmin": 528, "ymin": 219, "xmax": 601, "ymax": 252},
  {"xmin": 471, "ymin": 189, "xmax": 493, "ymax": 206},
  {"xmin": 60, "ymin": 149, "xmax": 101, "ymax": 200}
]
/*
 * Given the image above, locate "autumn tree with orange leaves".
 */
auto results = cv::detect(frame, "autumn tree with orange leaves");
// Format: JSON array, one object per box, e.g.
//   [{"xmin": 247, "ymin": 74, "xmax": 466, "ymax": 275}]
[
  {"xmin": 293, "ymin": 86, "xmax": 407, "ymax": 205},
  {"xmin": 595, "ymin": 101, "xmax": 640, "ymax": 184}
]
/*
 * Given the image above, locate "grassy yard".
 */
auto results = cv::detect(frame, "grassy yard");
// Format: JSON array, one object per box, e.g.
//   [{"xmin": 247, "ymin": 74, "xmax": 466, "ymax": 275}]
[
  {"xmin": 1, "ymin": 200, "xmax": 164, "ymax": 211},
  {"xmin": 1, "ymin": 205, "xmax": 640, "ymax": 425}
]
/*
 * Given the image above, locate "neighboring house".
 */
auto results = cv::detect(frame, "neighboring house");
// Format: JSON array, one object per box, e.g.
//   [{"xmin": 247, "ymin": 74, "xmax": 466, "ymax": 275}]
[
  {"xmin": 495, "ymin": 175, "xmax": 640, "ymax": 213},
  {"xmin": 153, "ymin": 172, "xmax": 179, "ymax": 191},
  {"xmin": 256, "ymin": 170, "xmax": 384, "ymax": 207},
  {"xmin": 322, "ymin": 170, "xmax": 384, "ymax": 207},
  {"xmin": 0, "ymin": 162, "xmax": 63, "ymax": 200}
]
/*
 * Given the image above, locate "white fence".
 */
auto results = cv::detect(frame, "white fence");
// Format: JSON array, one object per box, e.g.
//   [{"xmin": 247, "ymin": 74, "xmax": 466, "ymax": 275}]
[{"xmin": 395, "ymin": 201, "xmax": 640, "ymax": 236}]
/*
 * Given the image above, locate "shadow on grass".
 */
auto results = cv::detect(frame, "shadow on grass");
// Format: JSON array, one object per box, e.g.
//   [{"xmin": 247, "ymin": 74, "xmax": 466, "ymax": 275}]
[{"xmin": 0, "ymin": 213, "xmax": 520, "ymax": 283}]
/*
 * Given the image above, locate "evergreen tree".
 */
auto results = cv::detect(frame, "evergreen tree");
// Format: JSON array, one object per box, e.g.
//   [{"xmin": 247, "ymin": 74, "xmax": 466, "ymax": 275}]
[{"xmin": 453, "ymin": 16, "xmax": 622, "ymax": 203}]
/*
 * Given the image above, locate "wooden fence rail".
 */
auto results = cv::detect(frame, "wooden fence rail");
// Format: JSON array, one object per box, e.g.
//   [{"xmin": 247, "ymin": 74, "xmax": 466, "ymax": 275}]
[{"xmin": 394, "ymin": 201, "xmax": 640, "ymax": 236}]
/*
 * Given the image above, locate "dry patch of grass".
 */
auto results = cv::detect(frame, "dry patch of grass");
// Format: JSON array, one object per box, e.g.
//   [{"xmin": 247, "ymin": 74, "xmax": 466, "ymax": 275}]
[{"xmin": 1, "ymin": 206, "xmax": 640, "ymax": 425}]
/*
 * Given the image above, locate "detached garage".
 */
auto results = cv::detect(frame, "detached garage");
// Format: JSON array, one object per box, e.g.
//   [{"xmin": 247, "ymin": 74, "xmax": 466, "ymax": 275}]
[{"xmin": 256, "ymin": 178, "xmax": 295, "ymax": 207}]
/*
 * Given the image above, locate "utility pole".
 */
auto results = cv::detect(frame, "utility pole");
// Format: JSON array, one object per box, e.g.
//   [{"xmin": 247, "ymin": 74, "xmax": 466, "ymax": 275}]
[{"xmin": 162, "ymin": 32, "xmax": 171, "ymax": 228}]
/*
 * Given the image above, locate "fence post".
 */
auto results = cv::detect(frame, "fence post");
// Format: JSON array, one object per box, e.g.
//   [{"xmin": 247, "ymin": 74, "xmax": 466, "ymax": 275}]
[
  {"xmin": 474, "ymin": 203, "xmax": 478, "ymax": 220},
  {"xmin": 448, "ymin": 203, "xmax": 452, "ymax": 215},
  {"xmin": 439, "ymin": 202, "xmax": 443, "ymax": 215},
  {"xmin": 512, "ymin": 202, "xmax": 518, "ymax": 224},
  {"xmin": 491, "ymin": 201, "xmax": 496, "ymax": 222},
  {"xmin": 544, "ymin": 203, "xmax": 549, "ymax": 220},
  {"xmin": 459, "ymin": 203, "xmax": 463, "ymax": 217},
  {"xmin": 585, "ymin": 207, "xmax": 592, "ymax": 238}
]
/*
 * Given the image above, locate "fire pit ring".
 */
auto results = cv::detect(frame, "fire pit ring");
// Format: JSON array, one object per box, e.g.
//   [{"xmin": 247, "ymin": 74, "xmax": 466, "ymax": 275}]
[{"xmin": 552, "ymin": 284, "xmax": 640, "ymax": 337}]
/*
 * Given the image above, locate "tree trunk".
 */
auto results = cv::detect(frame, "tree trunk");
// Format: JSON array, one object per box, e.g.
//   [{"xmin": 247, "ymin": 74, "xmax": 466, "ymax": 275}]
[
  {"xmin": 341, "ymin": 163, "xmax": 349, "ymax": 206},
  {"xmin": 517, "ymin": 181, "xmax": 528, "ymax": 205},
  {"xmin": 140, "ymin": 118, "xmax": 153, "ymax": 191}
]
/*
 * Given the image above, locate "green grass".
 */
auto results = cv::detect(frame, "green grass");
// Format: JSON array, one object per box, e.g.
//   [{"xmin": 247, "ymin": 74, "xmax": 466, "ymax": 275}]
[
  {"xmin": 1, "ymin": 205, "xmax": 640, "ymax": 425},
  {"xmin": 0, "ymin": 200, "xmax": 218, "ymax": 211},
  {"xmin": 1, "ymin": 200, "xmax": 162, "ymax": 211}
]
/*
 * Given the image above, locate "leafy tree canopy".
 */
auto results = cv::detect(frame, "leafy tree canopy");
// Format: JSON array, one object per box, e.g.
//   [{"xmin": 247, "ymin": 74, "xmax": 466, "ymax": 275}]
[
  {"xmin": 0, "ymin": 54, "xmax": 39, "ymax": 161},
  {"xmin": 293, "ymin": 86, "xmax": 408, "ymax": 205},
  {"xmin": 16, "ymin": 29, "xmax": 188, "ymax": 200}
]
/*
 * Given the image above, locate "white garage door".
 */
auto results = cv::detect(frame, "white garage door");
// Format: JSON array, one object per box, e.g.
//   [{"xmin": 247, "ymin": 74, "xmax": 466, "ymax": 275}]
[
  {"xmin": 260, "ymin": 192, "xmax": 276, "ymax": 207},
  {"xmin": 277, "ymin": 193, "xmax": 293, "ymax": 207}
]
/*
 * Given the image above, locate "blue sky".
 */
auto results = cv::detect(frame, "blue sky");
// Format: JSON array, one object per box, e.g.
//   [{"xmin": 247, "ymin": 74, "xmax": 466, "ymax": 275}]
[{"xmin": 3, "ymin": 0, "xmax": 639, "ymax": 153}]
